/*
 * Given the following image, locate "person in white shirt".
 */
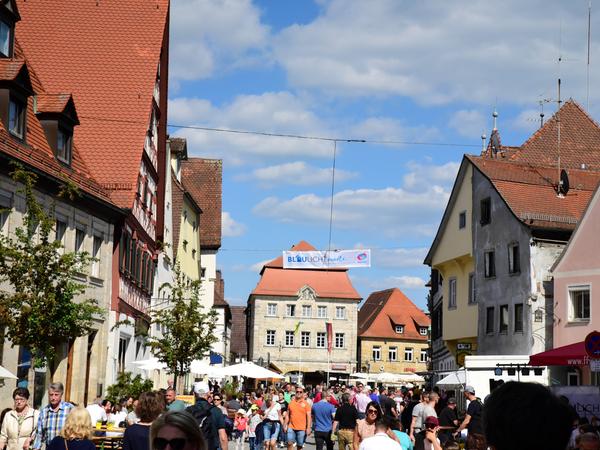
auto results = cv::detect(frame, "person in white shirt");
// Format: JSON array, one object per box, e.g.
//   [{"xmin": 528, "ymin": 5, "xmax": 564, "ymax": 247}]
[
  {"xmin": 86, "ymin": 399, "xmax": 110, "ymax": 425},
  {"xmin": 358, "ymin": 419, "xmax": 402, "ymax": 450}
]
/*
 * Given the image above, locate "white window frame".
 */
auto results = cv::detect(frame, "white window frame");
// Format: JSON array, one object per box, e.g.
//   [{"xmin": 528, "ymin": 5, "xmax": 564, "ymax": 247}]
[
  {"xmin": 404, "ymin": 347, "xmax": 413, "ymax": 362},
  {"xmin": 0, "ymin": 189, "xmax": 11, "ymax": 235},
  {"xmin": 302, "ymin": 305, "xmax": 312, "ymax": 318},
  {"xmin": 388, "ymin": 347, "xmax": 397, "ymax": 362},
  {"xmin": 484, "ymin": 250, "xmax": 496, "ymax": 278},
  {"xmin": 335, "ymin": 306, "xmax": 346, "ymax": 319},
  {"xmin": 508, "ymin": 242, "xmax": 520, "ymax": 274},
  {"xmin": 420, "ymin": 349, "xmax": 428, "ymax": 362},
  {"xmin": 285, "ymin": 331, "xmax": 294, "ymax": 347},
  {"xmin": 75, "ymin": 227, "xmax": 86, "ymax": 253},
  {"xmin": 286, "ymin": 304, "xmax": 296, "ymax": 317},
  {"xmin": 266, "ymin": 330, "xmax": 275, "ymax": 346},
  {"xmin": 419, "ymin": 327, "xmax": 428, "ymax": 336},
  {"xmin": 316, "ymin": 332, "xmax": 326, "ymax": 348},
  {"xmin": 55, "ymin": 219, "xmax": 67, "ymax": 247},
  {"xmin": 372, "ymin": 346, "xmax": 381, "ymax": 361},
  {"xmin": 568, "ymin": 285, "xmax": 591, "ymax": 322},
  {"xmin": 334, "ymin": 333, "xmax": 344, "ymax": 349},
  {"xmin": 499, "ymin": 304, "xmax": 509, "ymax": 333},
  {"xmin": 395, "ymin": 325, "xmax": 404, "ymax": 334},
  {"xmin": 267, "ymin": 303, "xmax": 277, "ymax": 317},
  {"xmin": 301, "ymin": 331, "xmax": 310, "ymax": 347},
  {"xmin": 317, "ymin": 305, "xmax": 327, "ymax": 318},
  {"xmin": 448, "ymin": 277, "xmax": 457, "ymax": 309}
]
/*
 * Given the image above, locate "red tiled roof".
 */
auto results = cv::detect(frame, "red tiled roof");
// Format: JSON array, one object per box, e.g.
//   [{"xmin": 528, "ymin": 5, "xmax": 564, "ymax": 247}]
[
  {"xmin": 358, "ymin": 288, "xmax": 430, "ymax": 340},
  {"xmin": 251, "ymin": 241, "xmax": 361, "ymax": 300},
  {"xmin": 181, "ymin": 158, "xmax": 222, "ymax": 249},
  {"xmin": 15, "ymin": 0, "xmax": 169, "ymax": 208},
  {"xmin": 35, "ymin": 93, "xmax": 74, "ymax": 115},
  {"xmin": 507, "ymin": 100, "xmax": 600, "ymax": 170},
  {"xmin": 0, "ymin": 42, "xmax": 112, "ymax": 205},
  {"xmin": 0, "ymin": 58, "xmax": 26, "ymax": 81},
  {"xmin": 261, "ymin": 240, "xmax": 346, "ymax": 274},
  {"xmin": 468, "ymin": 156, "xmax": 600, "ymax": 231}
]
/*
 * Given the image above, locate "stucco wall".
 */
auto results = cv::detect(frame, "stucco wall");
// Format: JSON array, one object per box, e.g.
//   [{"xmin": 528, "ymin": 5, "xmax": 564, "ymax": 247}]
[{"xmin": 359, "ymin": 338, "xmax": 428, "ymax": 374}]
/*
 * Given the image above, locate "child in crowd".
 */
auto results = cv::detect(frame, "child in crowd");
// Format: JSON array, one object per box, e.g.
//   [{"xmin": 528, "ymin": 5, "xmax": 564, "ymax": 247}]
[
  {"xmin": 234, "ymin": 408, "xmax": 248, "ymax": 450},
  {"xmin": 247, "ymin": 405, "xmax": 262, "ymax": 450}
]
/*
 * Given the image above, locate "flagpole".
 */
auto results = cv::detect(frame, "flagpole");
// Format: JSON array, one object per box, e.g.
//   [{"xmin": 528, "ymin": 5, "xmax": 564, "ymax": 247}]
[{"xmin": 327, "ymin": 351, "xmax": 330, "ymax": 387}]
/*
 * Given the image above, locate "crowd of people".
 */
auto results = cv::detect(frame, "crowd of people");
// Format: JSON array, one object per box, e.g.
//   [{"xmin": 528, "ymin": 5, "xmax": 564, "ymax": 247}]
[{"xmin": 0, "ymin": 379, "xmax": 594, "ymax": 450}]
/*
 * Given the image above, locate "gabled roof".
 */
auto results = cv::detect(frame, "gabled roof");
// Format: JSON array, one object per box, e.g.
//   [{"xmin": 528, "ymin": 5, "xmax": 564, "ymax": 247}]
[
  {"xmin": 424, "ymin": 157, "xmax": 469, "ymax": 265},
  {"xmin": 35, "ymin": 93, "xmax": 79, "ymax": 122},
  {"xmin": 358, "ymin": 288, "xmax": 430, "ymax": 340},
  {"xmin": 181, "ymin": 158, "xmax": 222, "ymax": 249},
  {"xmin": 250, "ymin": 240, "xmax": 361, "ymax": 301},
  {"xmin": 0, "ymin": 42, "xmax": 112, "ymax": 205},
  {"xmin": 15, "ymin": 0, "xmax": 169, "ymax": 208},
  {"xmin": 507, "ymin": 100, "xmax": 600, "ymax": 170},
  {"xmin": 0, "ymin": 58, "xmax": 27, "ymax": 82},
  {"xmin": 468, "ymin": 155, "xmax": 600, "ymax": 231},
  {"xmin": 262, "ymin": 240, "xmax": 345, "ymax": 274}
]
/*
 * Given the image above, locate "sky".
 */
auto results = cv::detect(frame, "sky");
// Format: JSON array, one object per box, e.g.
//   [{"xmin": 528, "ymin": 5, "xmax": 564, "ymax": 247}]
[{"xmin": 167, "ymin": 0, "xmax": 600, "ymax": 309}]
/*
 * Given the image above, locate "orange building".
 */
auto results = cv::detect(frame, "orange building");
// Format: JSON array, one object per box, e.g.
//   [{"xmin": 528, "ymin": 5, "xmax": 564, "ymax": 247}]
[{"xmin": 358, "ymin": 288, "xmax": 430, "ymax": 374}]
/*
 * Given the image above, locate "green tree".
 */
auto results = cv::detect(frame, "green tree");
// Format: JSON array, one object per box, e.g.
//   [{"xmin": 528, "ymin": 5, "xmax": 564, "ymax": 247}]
[
  {"xmin": 0, "ymin": 166, "xmax": 104, "ymax": 379},
  {"xmin": 148, "ymin": 261, "xmax": 218, "ymax": 391},
  {"xmin": 105, "ymin": 371, "xmax": 153, "ymax": 405}
]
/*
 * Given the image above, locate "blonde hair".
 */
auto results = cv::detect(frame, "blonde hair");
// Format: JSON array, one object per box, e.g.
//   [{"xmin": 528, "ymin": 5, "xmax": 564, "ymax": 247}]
[{"xmin": 61, "ymin": 407, "xmax": 92, "ymax": 440}]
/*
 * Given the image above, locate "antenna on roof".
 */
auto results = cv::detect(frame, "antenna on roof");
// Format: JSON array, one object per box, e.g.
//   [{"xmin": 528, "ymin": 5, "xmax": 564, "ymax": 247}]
[
  {"xmin": 556, "ymin": 77, "xmax": 563, "ymax": 197},
  {"xmin": 587, "ymin": 0, "xmax": 592, "ymax": 110},
  {"xmin": 538, "ymin": 99, "xmax": 551, "ymax": 129}
]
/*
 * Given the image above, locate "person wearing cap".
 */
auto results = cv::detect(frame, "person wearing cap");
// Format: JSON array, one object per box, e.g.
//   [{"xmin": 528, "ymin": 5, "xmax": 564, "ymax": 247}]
[
  {"xmin": 437, "ymin": 398, "xmax": 458, "ymax": 445},
  {"xmin": 453, "ymin": 386, "xmax": 484, "ymax": 450},
  {"xmin": 186, "ymin": 382, "xmax": 228, "ymax": 450},
  {"xmin": 422, "ymin": 416, "xmax": 442, "ymax": 450},
  {"xmin": 233, "ymin": 408, "xmax": 248, "ymax": 450},
  {"xmin": 247, "ymin": 405, "xmax": 262, "ymax": 450}
]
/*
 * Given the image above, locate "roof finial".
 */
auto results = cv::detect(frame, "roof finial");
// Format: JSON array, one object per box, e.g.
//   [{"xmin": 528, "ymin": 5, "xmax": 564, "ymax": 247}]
[
  {"xmin": 492, "ymin": 108, "xmax": 498, "ymax": 131},
  {"xmin": 481, "ymin": 132, "xmax": 487, "ymax": 154}
]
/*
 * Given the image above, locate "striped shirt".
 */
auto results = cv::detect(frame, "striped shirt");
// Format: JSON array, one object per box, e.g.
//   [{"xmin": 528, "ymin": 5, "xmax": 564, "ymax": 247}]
[{"xmin": 33, "ymin": 401, "xmax": 74, "ymax": 449}]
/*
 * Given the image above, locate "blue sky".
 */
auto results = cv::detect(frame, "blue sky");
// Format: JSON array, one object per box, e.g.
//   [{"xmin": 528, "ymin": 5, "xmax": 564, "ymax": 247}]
[{"xmin": 168, "ymin": 0, "xmax": 600, "ymax": 309}]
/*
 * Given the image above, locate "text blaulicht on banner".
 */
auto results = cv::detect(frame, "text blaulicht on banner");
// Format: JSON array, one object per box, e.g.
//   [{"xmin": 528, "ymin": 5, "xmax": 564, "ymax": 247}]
[{"xmin": 282, "ymin": 249, "xmax": 371, "ymax": 269}]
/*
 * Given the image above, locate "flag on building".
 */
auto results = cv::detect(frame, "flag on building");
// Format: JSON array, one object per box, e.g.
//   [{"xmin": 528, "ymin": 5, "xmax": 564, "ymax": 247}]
[
  {"xmin": 294, "ymin": 321, "xmax": 302, "ymax": 335},
  {"xmin": 326, "ymin": 322, "xmax": 333, "ymax": 353}
]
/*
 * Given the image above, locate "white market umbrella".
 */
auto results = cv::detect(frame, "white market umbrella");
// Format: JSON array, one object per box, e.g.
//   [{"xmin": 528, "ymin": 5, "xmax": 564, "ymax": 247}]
[
  {"xmin": 189, "ymin": 360, "xmax": 224, "ymax": 378},
  {"xmin": 436, "ymin": 369, "xmax": 466, "ymax": 387},
  {"xmin": 131, "ymin": 358, "xmax": 167, "ymax": 371},
  {"xmin": 350, "ymin": 372, "xmax": 370, "ymax": 379},
  {"xmin": 219, "ymin": 362, "xmax": 283, "ymax": 379},
  {"xmin": 0, "ymin": 365, "xmax": 17, "ymax": 379},
  {"xmin": 396, "ymin": 373, "xmax": 425, "ymax": 383}
]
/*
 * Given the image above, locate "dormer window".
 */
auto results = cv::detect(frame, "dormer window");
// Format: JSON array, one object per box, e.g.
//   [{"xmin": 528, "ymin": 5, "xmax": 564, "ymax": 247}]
[
  {"xmin": 56, "ymin": 127, "xmax": 72, "ymax": 164},
  {"xmin": 419, "ymin": 327, "xmax": 428, "ymax": 336},
  {"xmin": 395, "ymin": 325, "xmax": 404, "ymax": 334},
  {"xmin": 8, "ymin": 95, "xmax": 24, "ymax": 138},
  {"xmin": 0, "ymin": 19, "xmax": 11, "ymax": 57}
]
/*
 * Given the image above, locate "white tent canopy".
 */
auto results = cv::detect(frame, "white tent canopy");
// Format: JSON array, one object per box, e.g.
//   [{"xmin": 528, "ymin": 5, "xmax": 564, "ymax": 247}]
[
  {"xmin": 218, "ymin": 362, "xmax": 283, "ymax": 379},
  {"xmin": 189, "ymin": 360, "xmax": 224, "ymax": 378},
  {"xmin": 371, "ymin": 372, "xmax": 425, "ymax": 384},
  {"xmin": 0, "ymin": 365, "xmax": 17, "ymax": 379},
  {"xmin": 436, "ymin": 369, "xmax": 466, "ymax": 387},
  {"xmin": 130, "ymin": 358, "xmax": 167, "ymax": 371}
]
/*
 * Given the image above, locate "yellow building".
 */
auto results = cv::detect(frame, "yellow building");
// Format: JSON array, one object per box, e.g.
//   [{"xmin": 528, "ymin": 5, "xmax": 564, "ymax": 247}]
[
  {"xmin": 424, "ymin": 158, "xmax": 478, "ymax": 366},
  {"xmin": 358, "ymin": 288, "xmax": 430, "ymax": 374}
]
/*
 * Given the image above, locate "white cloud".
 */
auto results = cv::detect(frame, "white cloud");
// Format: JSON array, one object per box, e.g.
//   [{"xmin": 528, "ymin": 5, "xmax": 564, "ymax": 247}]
[
  {"xmin": 169, "ymin": 92, "xmax": 333, "ymax": 164},
  {"xmin": 249, "ymin": 259, "xmax": 271, "ymax": 273},
  {"xmin": 252, "ymin": 160, "xmax": 455, "ymax": 237},
  {"xmin": 351, "ymin": 117, "xmax": 441, "ymax": 146},
  {"xmin": 387, "ymin": 275, "xmax": 428, "ymax": 289},
  {"xmin": 170, "ymin": 0, "xmax": 270, "ymax": 82},
  {"xmin": 402, "ymin": 161, "xmax": 460, "ymax": 192},
  {"xmin": 222, "ymin": 212, "xmax": 246, "ymax": 237},
  {"xmin": 239, "ymin": 161, "xmax": 357, "ymax": 187},
  {"xmin": 511, "ymin": 108, "xmax": 543, "ymax": 133},
  {"xmin": 372, "ymin": 247, "xmax": 429, "ymax": 269},
  {"xmin": 273, "ymin": 0, "xmax": 595, "ymax": 105},
  {"xmin": 448, "ymin": 110, "xmax": 487, "ymax": 138}
]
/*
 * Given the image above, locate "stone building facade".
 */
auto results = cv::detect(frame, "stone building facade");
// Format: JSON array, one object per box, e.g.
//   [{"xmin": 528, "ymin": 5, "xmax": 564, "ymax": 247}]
[{"xmin": 247, "ymin": 241, "xmax": 361, "ymax": 385}]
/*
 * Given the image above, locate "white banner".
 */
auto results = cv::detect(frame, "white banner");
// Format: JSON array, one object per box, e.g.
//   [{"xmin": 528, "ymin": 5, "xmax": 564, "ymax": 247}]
[{"xmin": 283, "ymin": 249, "xmax": 371, "ymax": 269}]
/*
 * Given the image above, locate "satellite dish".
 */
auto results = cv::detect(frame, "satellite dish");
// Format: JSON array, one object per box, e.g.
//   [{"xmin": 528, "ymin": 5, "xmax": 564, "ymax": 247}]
[{"xmin": 557, "ymin": 169, "xmax": 570, "ymax": 197}]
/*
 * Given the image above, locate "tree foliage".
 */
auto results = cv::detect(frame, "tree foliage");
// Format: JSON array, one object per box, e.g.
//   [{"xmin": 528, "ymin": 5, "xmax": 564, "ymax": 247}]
[
  {"xmin": 0, "ymin": 166, "xmax": 104, "ymax": 373},
  {"xmin": 148, "ymin": 261, "xmax": 218, "ymax": 390},
  {"xmin": 105, "ymin": 371, "xmax": 153, "ymax": 404}
]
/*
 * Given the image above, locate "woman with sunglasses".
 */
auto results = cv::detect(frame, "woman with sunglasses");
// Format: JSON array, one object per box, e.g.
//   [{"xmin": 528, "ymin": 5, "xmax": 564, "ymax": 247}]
[
  {"xmin": 150, "ymin": 411, "xmax": 205, "ymax": 450},
  {"xmin": 211, "ymin": 396, "xmax": 228, "ymax": 417},
  {"xmin": 353, "ymin": 402, "xmax": 399, "ymax": 450}
]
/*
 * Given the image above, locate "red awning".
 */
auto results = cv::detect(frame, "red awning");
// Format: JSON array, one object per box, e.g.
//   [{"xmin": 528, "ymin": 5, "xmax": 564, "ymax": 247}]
[{"xmin": 529, "ymin": 341, "xmax": 588, "ymax": 366}]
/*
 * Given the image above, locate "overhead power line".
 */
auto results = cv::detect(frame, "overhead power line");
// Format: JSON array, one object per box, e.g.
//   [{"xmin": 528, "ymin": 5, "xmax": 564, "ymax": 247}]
[{"xmin": 78, "ymin": 115, "xmax": 481, "ymax": 148}]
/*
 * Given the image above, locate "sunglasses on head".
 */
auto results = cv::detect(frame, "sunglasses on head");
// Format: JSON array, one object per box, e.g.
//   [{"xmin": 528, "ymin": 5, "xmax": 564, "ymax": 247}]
[{"xmin": 153, "ymin": 438, "xmax": 187, "ymax": 450}]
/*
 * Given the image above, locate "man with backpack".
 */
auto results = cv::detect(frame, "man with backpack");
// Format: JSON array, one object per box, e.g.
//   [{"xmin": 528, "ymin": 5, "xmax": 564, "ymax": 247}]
[{"xmin": 186, "ymin": 382, "xmax": 229, "ymax": 450}]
